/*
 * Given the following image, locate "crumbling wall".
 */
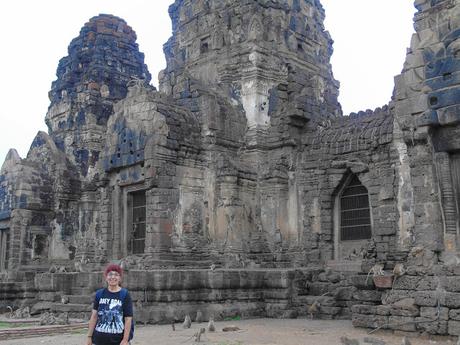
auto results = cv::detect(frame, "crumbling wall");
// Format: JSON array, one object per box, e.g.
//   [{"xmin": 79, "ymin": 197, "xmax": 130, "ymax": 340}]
[
  {"xmin": 393, "ymin": 0, "xmax": 460, "ymax": 254},
  {"xmin": 351, "ymin": 0, "xmax": 460, "ymax": 336}
]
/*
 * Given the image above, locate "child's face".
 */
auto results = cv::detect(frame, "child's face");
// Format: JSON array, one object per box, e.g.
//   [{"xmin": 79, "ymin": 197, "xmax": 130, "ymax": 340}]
[{"xmin": 106, "ymin": 271, "xmax": 121, "ymax": 287}]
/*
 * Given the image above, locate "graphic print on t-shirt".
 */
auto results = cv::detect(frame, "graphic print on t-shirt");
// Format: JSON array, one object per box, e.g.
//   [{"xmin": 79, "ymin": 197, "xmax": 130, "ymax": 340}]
[{"xmin": 95, "ymin": 297, "xmax": 124, "ymax": 334}]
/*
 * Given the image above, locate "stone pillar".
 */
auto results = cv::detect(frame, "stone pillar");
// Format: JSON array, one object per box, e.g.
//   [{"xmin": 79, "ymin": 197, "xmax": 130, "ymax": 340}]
[
  {"xmin": 146, "ymin": 188, "xmax": 173, "ymax": 257},
  {"xmin": 111, "ymin": 185, "xmax": 122, "ymax": 259},
  {"xmin": 9, "ymin": 209, "xmax": 31, "ymax": 270},
  {"xmin": 98, "ymin": 186, "xmax": 111, "ymax": 262}
]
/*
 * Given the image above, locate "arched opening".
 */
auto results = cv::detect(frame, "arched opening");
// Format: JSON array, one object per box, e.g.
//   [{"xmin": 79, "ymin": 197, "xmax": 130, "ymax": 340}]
[{"xmin": 334, "ymin": 174, "xmax": 372, "ymax": 261}]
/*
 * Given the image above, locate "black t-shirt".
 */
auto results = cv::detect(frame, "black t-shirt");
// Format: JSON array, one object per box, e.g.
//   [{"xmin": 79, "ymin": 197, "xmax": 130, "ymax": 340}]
[{"xmin": 92, "ymin": 288, "xmax": 133, "ymax": 345}]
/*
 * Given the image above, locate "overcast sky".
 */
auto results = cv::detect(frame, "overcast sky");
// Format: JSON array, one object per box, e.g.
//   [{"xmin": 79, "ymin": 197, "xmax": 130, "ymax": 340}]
[{"xmin": 0, "ymin": 1, "xmax": 415, "ymax": 164}]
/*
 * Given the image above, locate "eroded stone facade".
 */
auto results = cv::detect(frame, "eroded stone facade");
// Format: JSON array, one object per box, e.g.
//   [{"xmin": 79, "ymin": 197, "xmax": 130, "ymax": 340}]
[{"xmin": 1, "ymin": 0, "xmax": 460, "ymax": 335}]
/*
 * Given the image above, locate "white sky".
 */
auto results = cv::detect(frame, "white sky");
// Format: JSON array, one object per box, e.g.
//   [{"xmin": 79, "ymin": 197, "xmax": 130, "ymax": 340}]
[{"xmin": 0, "ymin": 1, "xmax": 415, "ymax": 164}]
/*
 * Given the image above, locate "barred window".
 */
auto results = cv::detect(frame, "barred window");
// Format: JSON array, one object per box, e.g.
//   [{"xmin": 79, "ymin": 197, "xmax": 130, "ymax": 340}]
[
  {"xmin": 0, "ymin": 229, "xmax": 10, "ymax": 270},
  {"xmin": 129, "ymin": 191, "xmax": 146, "ymax": 254},
  {"xmin": 339, "ymin": 175, "xmax": 372, "ymax": 241}
]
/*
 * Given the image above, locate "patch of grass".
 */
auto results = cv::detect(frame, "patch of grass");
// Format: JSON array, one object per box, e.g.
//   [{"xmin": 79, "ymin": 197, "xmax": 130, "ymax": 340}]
[
  {"xmin": 0, "ymin": 321, "xmax": 35, "ymax": 328},
  {"xmin": 70, "ymin": 329, "xmax": 87, "ymax": 335},
  {"xmin": 223, "ymin": 315, "xmax": 241, "ymax": 321}
]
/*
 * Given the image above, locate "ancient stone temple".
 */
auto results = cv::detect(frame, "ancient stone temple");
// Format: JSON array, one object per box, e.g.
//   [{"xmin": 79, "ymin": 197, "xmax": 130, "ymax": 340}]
[{"xmin": 1, "ymin": 0, "xmax": 460, "ymax": 336}]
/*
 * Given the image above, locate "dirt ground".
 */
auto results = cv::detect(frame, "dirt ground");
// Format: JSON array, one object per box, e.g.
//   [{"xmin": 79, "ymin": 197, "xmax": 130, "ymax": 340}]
[{"xmin": 1, "ymin": 318, "xmax": 458, "ymax": 345}]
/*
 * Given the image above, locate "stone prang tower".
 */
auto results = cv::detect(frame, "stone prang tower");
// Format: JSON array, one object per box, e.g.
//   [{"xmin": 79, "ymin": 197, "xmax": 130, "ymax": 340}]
[
  {"xmin": 1, "ymin": 0, "xmax": 460, "ymax": 336},
  {"xmin": 46, "ymin": 15, "xmax": 151, "ymax": 181}
]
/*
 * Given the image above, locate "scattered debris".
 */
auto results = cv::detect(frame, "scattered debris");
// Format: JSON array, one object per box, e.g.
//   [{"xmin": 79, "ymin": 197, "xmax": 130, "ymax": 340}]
[
  {"xmin": 183, "ymin": 314, "xmax": 191, "ymax": 329},
  {"xmin": 194, "ymin": 327, "xmax": 205, "ymax": 342},
  {"xmin": 401, "ymin": 336, "xmax": 411, "ymax": 345},
  {"xmin": 340, "ymin": 336, "xmax": 360, "ymax": 345},
  {"xmin": 207, "ymin": 317, "xmax": 215, "ymax": 332},
  {"xmin": 39, "ymin": 312, "xmax": 69, "ymax": 325},
  {"xmin": 12, "ymin": 307, "xmax": 31, "ymax": 319},
  {"xmin": 363, "ymin": 336, "xmax": 386, "ymax": 345},
  {"xmin": 195, "ymin": 310, "xmax": 203, "ymax": 323},
  {"xmin": 6, "ymin": 306, "xmax": 13, "ymax": 318},
  {"xmin": 308, "ymin": 300, "xmax": 321, "ymax": 320}
]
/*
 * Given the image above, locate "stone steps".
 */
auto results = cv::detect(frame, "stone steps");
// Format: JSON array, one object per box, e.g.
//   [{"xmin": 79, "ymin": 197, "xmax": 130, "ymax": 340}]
[
  {"xmin": 51, "ymin": 303, "xmax": 92, "ymax": 313},
  {"xmin": 70, "ymin": 287, "xmax": 96, "ymax": 295},
  {"xmin": 64, "ymin": 294, "xmax": 93, "ymax": 305},
  {"xmin": 49, "ymin": 302, "xmax": 92, "ymax": 320}
]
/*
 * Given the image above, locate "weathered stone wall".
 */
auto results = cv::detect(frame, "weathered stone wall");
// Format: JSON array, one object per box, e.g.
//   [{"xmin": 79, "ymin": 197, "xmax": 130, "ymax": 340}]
[
  {"xmin": 393, "ymin": 0, "xmax": 460, "ymax": 254},
  {"xmin": 19, "ymin": 267, "xmax": 365, "ymax": 323},
  {"xmin": 298, "ymin": 107, "xmax": 398, "ymax": 265},
  {"xmin": 351, "ymin": 0, "xmax": 460, "ymax": 336},
  {"xmin": 351, "ymin": 254, "xmax": 460, "ymax": 336}
]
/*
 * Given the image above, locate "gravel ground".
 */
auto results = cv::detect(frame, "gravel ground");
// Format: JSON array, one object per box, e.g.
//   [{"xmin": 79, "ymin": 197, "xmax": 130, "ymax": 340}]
[{"xmin": 1, "ymin": 318, "xmax": 458, "ymax": 345}]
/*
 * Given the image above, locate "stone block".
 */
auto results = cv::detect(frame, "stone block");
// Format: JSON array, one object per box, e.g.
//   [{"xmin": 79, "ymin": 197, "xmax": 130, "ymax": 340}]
[
  {"xmin": 413, "ymin": 291, "xmax": 439, "ymax": 307},
  {"xmin": 348, "ymin": 275, "xmax": 375, "ymax": 290},
  {"xmin": 333, "ymin": 286, "xmax": 356, "ymax": 300},
  {"xmin": 446, "ymin": 276, "xmax": 460, "ymax": 292},
  {"xmin": 353, "ymin": 290, "xmax": 382, "ymax": 302},
  {"xmin": 67, "ymin": 294, "xmax": 93, "ymax": 305},
  {"xmin": 382, "ymin": 290, "xmax": 412, "ymax": 305},
  {"xmin": 420, "ymin": 306, "xmax": 448, "ymax": 320},
  {"xmin": 388, "ymin": 316, "xmax": 416, "ymax": 331},
  {"xmin": 448, "ymin": 320, "xmax": 460, "ymax": 335},
  {"xmin": 390, "ymin": 298, "xmax": 419, "ymax": 317},
  {"xmin": 38, "ymin": 292, "xmax": 58, "ymax": 302},
  {"xmin": 376, "ymin": 305, "xmax": 391, "ymax": 316},
  {"xmin": 351, "ymin": 304, "xmax": 377, "ymax": 315},
  {"xmin": 308, "ymin": 282, "xmax": 330, "ymax": 295},
  {"xmin": 302, "ymin": 295, "xmax": 336, "ymax": 307},
  {"xmin": 391, "ymin": 276, "xmax": 421, "ymax": 290},
  {"xmin": 443, "ymin": 292, "xmax": 460, "ymax": 308},
  {"xmin": 352, "ymin": 314, "xmax": 388, "ymax": 329},
  {"xmin": 410, "ymin": 93, "xmax": 429, "ymax": 114},
  {"xmin": 51, "ymin": 303, "xmax": 92, "ymax": 313},
  {"xmin": 449, "ymin": 309, "xmax": 460, "ymax": 320},
  {"xmin": 417, "ymin": 276, "xmax": 443, "ymax": 291},
  {"xmin": 373, "ymin": 225, "xmax": 396, "ymax": 236},
  {"xmin": 320, "ymin": 306, "xmax": 341, "ymax": 316},
  {"xmin": 415, "ymin": 318, "xmax": 448, "ymax": 335},
  {"xmin": 378, "ymin": 186, "xmax": 394, "ymax": 201},
  {"xmin": 31, "ymin": 301, "xmax": 53, "ymax": 315}
]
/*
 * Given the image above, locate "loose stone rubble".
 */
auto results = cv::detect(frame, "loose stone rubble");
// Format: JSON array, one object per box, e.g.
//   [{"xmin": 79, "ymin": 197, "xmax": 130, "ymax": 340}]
[{"xmin": 0, "ymin": 0, "xmax": 460, "ymax": 337}]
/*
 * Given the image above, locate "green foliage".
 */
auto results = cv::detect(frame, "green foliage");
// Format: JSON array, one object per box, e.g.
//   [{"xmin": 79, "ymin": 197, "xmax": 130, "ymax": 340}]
[{"xmin": 223, "ymin": 315, "xmax": 241, "ymax": 321}]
